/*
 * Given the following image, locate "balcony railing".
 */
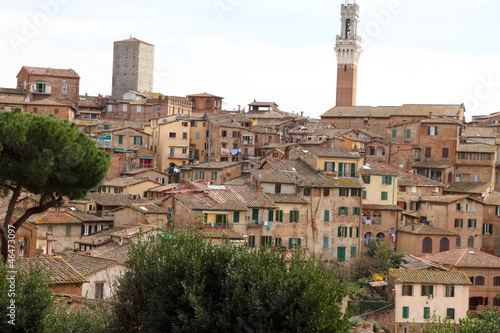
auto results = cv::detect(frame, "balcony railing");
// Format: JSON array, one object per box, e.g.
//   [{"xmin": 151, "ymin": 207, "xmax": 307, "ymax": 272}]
[{"xmin": 169, "ymin": 154, "xmax": 189, "ymax": 159}]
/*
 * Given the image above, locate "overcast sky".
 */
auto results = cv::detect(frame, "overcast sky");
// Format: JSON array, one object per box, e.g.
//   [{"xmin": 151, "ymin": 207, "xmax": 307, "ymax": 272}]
[{"xmin": 1, "ymin": 0, "xmax": 499, "ymax": 120}]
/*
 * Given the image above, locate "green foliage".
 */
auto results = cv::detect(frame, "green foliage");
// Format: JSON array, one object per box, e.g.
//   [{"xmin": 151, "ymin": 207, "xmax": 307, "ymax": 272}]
[
  {"xmin": 114, "ymin": 232, "xmax": 350, "ymax": 332},
  {"xmin": 0, "ymin": 263, "xmax": 53, "ymax": 333},
  {"xmin": 366, "ymin": 239, "xmax": 404, "ymax": 276},
  {"xmin": 0, "ymin": 109, "xmax": 110, "ymax": 200},
  {"xmin": 422, "ymin": 307, "xmax": 500, "ymax": 333},
  {"xmin": 43, "ymin": 303, "xmax": 114, "ymax": 333}
]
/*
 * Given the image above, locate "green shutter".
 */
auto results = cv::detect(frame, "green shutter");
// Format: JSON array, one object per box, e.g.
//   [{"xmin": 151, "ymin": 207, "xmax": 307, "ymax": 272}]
[
  {"xmin": 421, "ymin": 286, "xmax": 426, "ymax": 296},
  {"xmin": 260, "ymin": 236, "xmax": 265, "ymax": 246},
  {"xmin": 430, "ymin": 285, "xmax": 434, "ymax": 296},
  {"xmin": 365, "ymin": 175, "xmax": 371, "ymax": 184},
  {"xmin": 295, "ymin": 211, "xmax": 299, "ymax": 223},
  {"xmin": 356, "ymin": 227, "xmax": 360, "ymax": 237},
  {"xmin": 338, "ymin": 163, "xmax": 344, "ymax": 176},
  {"xmin": 338, "ymin": 227, "xmax": 342, "ymax": 237},
  {"xmin": 392, "ymin": 129, "xmax": 397, "ymax": 138},
  {"xmin": 252, "ymin": 209, "xmax": 259, "ymax": 221},
  {"xmin": 268, "ymin": 210, "xmax": 274, "ymax": 222},
  {"xmin": 338, "ymin": 207, "xmax": 342, "ymax": 215},
  {"xmin": 408, "ymin": 285, "xmax": 413, "ymax": 296},
  {"xmin": 349, "ymin": 227, "xmax": 353, "ymax": 237},
  {"xmin": 324, "ymin": 210, "xmax": 330, "ymax": 222},
  {"xmin": 323, "ymin": 237, "xmax": 329, "ymax": 249},
  {"xmin": 337, "ymin": 247, "xmax": 346, "ymax": 262},
  {"xmin": 289, "ymin": 238, "xmax": 293, "ymax": 249},
  {"xmin": 234, "ymin": 211, "xmax": 240, "ymax": 223},
  {"xmin": 350, "ymin": 246, "xmax": 357, "ymax": 258},
  {"xmin": 350, "ymin": 163, "xmax": 356, "ymax": 177},
  {"xmin": 289, "ymin": 211, "xmax": 293, "ymax": 222},
  {"xmin": 424, "ymin": 307, "xmax": 430, "ymax": 319},
  {"xmin": 403, "ymin": 306, "xmax": 409, "ymax": 319},
  {"xmin": 279, "ymin": 210, "xmax": 283, "ymax": 222},
  {"xmin": 381, "ymin": 192, "xmax": 388, "ymax": 200},
  {"xmin": 362, "ymin": 191, "xmax": 367, "ymax": 199},
  {"xmin": 251, "ymin": 236, "xmax": 256, "ymax": 248},
  {"xmin": 446, "ymin": 308, "xmax": 455, "ymax": 319},
  {"xmin": 118, "ymin": 135, "xmax": 123, "ymax": 144},
  {"xmin": 403, "ymin": 202, "xmax": 407, "ymax": 210},
  {"xmin": 345, "ymin": 207, "xmax": 349, "ymax": 215},
  {"xmin": 388, "ymin": 176, "xmax": 392, "ymax": 185},
  {"xmin": 324, "ymin": 161, "xmax": 328, "ymax": 171},
  {"xmin": 297, "ymin": 238, "xmax": 301, "ymax": 247},
  {"xmin": 406, "ymin": 129, "xmax": 411, "ymax": 138},
  {"xmin": 203, "ymin": 214, "xmax": 208, "ymax": 223}
]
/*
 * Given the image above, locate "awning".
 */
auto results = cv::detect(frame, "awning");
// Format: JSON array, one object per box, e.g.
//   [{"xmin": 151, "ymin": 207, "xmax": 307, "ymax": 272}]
[
  {"xmin": 114, "ymin": 148, "xmax": 124, "ymax": 151},
  {"xmin": 139, "ymin": 157, "xmax": 154, "ymax": 160}
]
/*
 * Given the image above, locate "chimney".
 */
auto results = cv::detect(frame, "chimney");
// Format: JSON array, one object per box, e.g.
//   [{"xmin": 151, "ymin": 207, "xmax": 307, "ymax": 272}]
[{"xmin": 263, "ymin": 200, "xmax": 267, "ymax": 207}]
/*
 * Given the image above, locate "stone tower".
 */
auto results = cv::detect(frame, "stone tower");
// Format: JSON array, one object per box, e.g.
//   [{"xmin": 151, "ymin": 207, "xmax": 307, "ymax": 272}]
[
  {"xmin": 111, "ymin": 37, "xmax": 154, "ymax": 99},
  {"xmin": 335, "ymin": 0, "xmax": 361, "ymax": 107}
]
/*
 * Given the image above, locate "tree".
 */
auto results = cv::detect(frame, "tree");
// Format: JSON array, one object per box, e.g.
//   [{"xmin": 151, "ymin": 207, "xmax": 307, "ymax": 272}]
[
  {"xmin": 0, "ymin": 109, "xmax": 110, "ymax": 262},
  {"xmin": 113, "ymin": 232, "xmax": 350, "ymax": 332}
]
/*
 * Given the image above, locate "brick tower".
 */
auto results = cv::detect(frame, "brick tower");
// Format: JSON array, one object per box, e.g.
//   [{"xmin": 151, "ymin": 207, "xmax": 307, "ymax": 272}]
[{"xmin": 335, "ymin": 0, "xmax": 361, "ymax": 106}]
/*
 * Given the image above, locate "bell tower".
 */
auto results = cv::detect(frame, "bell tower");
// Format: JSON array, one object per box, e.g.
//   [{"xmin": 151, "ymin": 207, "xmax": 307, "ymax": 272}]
[{"xmin": 335, "ymin": 0, "xmax": 362, "ymax": 106}]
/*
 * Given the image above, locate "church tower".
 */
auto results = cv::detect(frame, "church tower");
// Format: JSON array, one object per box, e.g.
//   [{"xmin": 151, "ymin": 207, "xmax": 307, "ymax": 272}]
[{"xmin": 335, "ymin": 0, "xmax": 361, "ymax": 106}]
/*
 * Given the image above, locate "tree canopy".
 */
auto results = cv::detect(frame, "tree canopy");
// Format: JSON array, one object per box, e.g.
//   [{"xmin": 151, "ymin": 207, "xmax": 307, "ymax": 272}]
[
  {"xmin": 0, "ymin": 109, "xmax": 110, "ymax": 261},
  {"xmin": 113, "ymin": 232, "xmax": 351, "ymax": 332}
]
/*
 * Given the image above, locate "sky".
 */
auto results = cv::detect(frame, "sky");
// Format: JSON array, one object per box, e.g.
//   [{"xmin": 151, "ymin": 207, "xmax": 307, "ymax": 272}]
[{"xmin": 0, "ymin": 0, "xmax": 499, "ymax": 120}]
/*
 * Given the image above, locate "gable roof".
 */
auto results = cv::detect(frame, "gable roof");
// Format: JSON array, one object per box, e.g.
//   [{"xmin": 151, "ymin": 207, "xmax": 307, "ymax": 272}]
[
  {"xmin": 303, "ymin": 147, "xmax": 361, "ymax": 159},
  {"xmin": 18, "ymin": 257, "xmax": 87, "ymax": 284},
  {"xmin": 398, "ymin": 223, "xmax": 458, "ymax": 236},
  {"xmin": 445, "ymin": 182, "xmax": 491, "ymax": 194},
  {"xmin": 113, "ymin": 202, "xmax": 168, "ymax": 214},
  {"xmin": 424, "ymin": 248, "xmax": 500, "ymax": 268},
  {"xmin": 114, "ymin": 37, "xmax": 154, "ymax": 46},
  {"xmin": 187, "ymin": 92, "xmax": 223, "ymax": 99},
  {"xmin": 63, "ymin": 253, "xmax": 123, "ymax": 277},
  {"xmin": 101, "ymin": 177, "xmax": 159, "ymax": 187},
  {"xmin": 82, "ymin": 193, "xmax": 146, "ymax": 206},
  {"xmin": 321, "ymin": 104, "xmax": 463, "ymax": 119},
  {"xmin": 18, "ymin": 66, "xmax": 80, "ymax": 78},
  {"xmin": 389, "ymin": 268, "xmax": 471, "ymax": 285}
]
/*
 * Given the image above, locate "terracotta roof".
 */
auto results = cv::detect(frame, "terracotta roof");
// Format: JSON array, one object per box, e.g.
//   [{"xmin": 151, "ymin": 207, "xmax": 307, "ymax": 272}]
[
  {"xmin": 27, "ymin": 211, "xmax": 82, "ymax": 225},
  {"xmin": 363, "ymin": 163, "xmax": 442, "ymax": 187},
  {"xmin": 389, "ymin": 268, "xmax": 471, "ymax": 285},
  {"xmin": 221, "ymin": 185, "xmax": 276, "ymax": 209},
  {"xmin": 26, "ymin": 98, "xmax": 71, "ymax": 107},
  {"xmin": 445, "ymin": 182, "xmax": 491, "ymax": 194},
  {"xmin": 0, "ymin": 88, "xmax": 23, "ymax": 95},
  {"xmin": 463, "ymin": 127, "xmax": 498, "ymax": 138},
  {"xmin": 114, "ymin": 202, "xmax": 168, "ymax": 214},
  {"xmin": 223, "ymin": 175, "xmax": 251, "ymax": 185},
  {"xmin": 398, "ymin": 224, "xmax": 458, "ymax": 236},
  {"xmin": 187, "ymin": 92, "xmax": 223, "ymax": 99},
  {"xmin": 303, "ymin": 147, "xmax": 361, "ymax": 159},
  {"xmin": 0, "ymin": 94, "xmax": 25, "ymax": 104},
  {"xmin": 419, "ymin": 194, "xmax": 469, "ymax": 203},
  {"xmin": 360, "ymin": 165, "xmax": 399, "ymax": 176},
  {"xmin": 190, "ymin": 161, "xmax": 242, "ymax": 170},
  {"xmin": 481, "ymin": 191, "xmax": 500, "ymax": 205},
  {"xmin": 457, "ymin": 144, "xmax": 497, "ymax": 153},
  {"xmin": 90, "ymin": 242, "xmax": 131, "ymax": 263},
  {"xmin": 66, "ymin": 208, "xmax": 112, "ymax": 222},
  {"xmin": 63, "ymin": 253, "xmax": 123, "ymax": 277},
  {"xmin": 412, "ymin": 161, "xmax": 456, "ymax": 169},
  {"xmin": 424, "ymin": 248, "xmax": 500, "ymax": 268},
  {"xmin": 420, "ymin": 118, "xmax": 464, "ymax": 125},
  {"xmin": 362, "ymin": 204, "xmax": 402, "ymax": 211},
  {"xmin": 248, "ymin": 101, "xmax": 278, "ymax": 107},
  {"xmin": 114, "ymin": 37, "xmax": 154, "ymax": 46},
  {"xmin": 83, "ymin": 193, "xmax": 146, "ymax": 206},
  {"xmin": 101, "ymin": 177, "xmax": 158, "ymax": 187},
  {"xmin": 18, "ymin": 66, "xmax": 80, "ymax": 78},
  {"xmin": 199, "ymin": 228, "xmax": 245, "ymax": 240},
  {"xmin": 399, "ymin": 255, "xmax": 447, "ymax": 270},
  {"xmin": 266, "ymin": 194, "xmax": 308, "ymax": 204},
  {"xmin": 246, "ymin": 109, "xmax": 295, "ymax": 119},
  {"xmin": 18, "ymin": 257, "xmax": 87, "ymax": 284},
  {"xmin": 110, "ymin": 225, "xmax": 157, "ymax": 238}
]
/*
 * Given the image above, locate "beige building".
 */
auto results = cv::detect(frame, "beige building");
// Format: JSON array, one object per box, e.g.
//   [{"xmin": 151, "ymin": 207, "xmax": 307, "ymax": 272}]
[
  {"xmin": 98, "ymin": 177, "xmax": 161, "ymax": 198},
  {"xmin": 389, "ymin": 268, "xmax": 471, "ymax": 333}
]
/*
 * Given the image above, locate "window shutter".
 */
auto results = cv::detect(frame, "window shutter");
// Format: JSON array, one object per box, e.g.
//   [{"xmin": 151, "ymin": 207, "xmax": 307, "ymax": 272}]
[
  {"xmin": 324, "ymin": 210, "xmax": 330, "ymax": 222},
  {"xmin": 366, "ymin": 175, "xmax": 371, "ymax": 184},
  {"xmin": 289, "ymin": 211, "xmax": 293, "ymax": 222},
  {"xmin": 403, "ymin": 306, "xmax": 409, "ymax": 319},
  {"xmin": 430, "ymin": 285, "xmax": 434, "ymax": 296},
  {"xmin": 406, "ymin": 129, "xmax": 411, "ymax": 138},
  {"xmin": 362, "ymin": 191, "xmax": 367, "ymax": 199},
  {"xmin": 388, "ymin": 176, "xmax": 392, "ymax": 185},
  {"xmin": 349, "ymin": 227, "xmax": 353, "ymax": 237},
  {"xmin": 279, "ymin": 210, "xmax": 283, "ymax": 222},
  {"xmin": 324, "ymin": 161, "xmax": 328, "ymax": 171},
  {"xmin": 350, "ymin": 163, "xmax": 356, "ymax": 177},
  {"xmin": 338, "ymin": 207, "xmax": 342, "ymax": 215},
  {"xmin": 268, "ymin": 210, "xmax": 274, "ymax": 222},
  {"xmin": 346, "ymin": 207, "xmax": 349, "ymax": 215},
  {"xmin": 288, "ymin": 238, "xmax": 293, "ymax": 249},
  {"xmin": 295, "ymin": 211, "xmax": 299, "ymax": 223},
  {"xmin": 234, "ymin": 211, "xmax": 240, "ymax": 223},
  {"xmin": 356, "ymin": 227, "xmax": 360, "ymax": 238},
  {"xmin": 338, "ymin": 227, "xmax": 342, "ymax": 237},
  {"xmin": 260, "ymin": 236, "xmax": 265, "ymax": 246},
  {"xmin": 408, "ymin": 285, "xmax": 413, "ymax": 296},
  {"xmin": 81, "ymin": 225, "xmax": 85, "ymax": 235},
  {"xmin": 339, "ymin": 163, "xmax": 344, "ymax": 176},
  {"xmin": 297, "ymin": 238, "xmax": 301, "ymax": 247}
]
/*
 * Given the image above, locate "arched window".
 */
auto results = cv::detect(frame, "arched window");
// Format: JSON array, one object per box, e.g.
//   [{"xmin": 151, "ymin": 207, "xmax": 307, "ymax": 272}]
[
  {"xmin": 376, "ymin": 233, "xmax": 385, "ymax": 240},
  {"xmin": 206, "ymin": 99, "xmax": 212, "ymax": 110},
  {"xmin": 475, "ymin": 276, "xmax": 485, "ymax": 286},
  {"xmin": 422, "ymin": 237, "xmax": 433, "ymax": 253},
  {"xmin": 468, "ymin": 236, "xmax": 474, "ymax": 248},
  {"xmin": 456, "ymin": 236, "xmax": 461, "ymax": 248},
  {"xmin": 345, "ymin": 19, "xmax": 351, "ymax": 38},
  {"xmin": 190, "ymin": 98, "xmax": 196, "ymax": 110},
  {"xmin": 364, "ymin": 232, "xmax": 373, "ymax": 246},
  {"xmin": 493, "ymin": 276, "xmax": 500, "ymax": 286},
  {"xmin": 439, "ymin": 237, "xmax": 450, "ymax": 252}
]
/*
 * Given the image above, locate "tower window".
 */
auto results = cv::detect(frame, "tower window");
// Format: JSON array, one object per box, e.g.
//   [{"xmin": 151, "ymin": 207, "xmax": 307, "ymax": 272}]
[
  {"xmin": 344, "ymin": 65, "xmax": 347, "ymax": 72},
  {"xmin": 345, "ymin": 19, "xmax": 351, "ymax": 39}
]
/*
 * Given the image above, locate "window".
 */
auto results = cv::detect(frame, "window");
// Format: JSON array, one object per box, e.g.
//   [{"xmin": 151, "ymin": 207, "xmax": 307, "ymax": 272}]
[
  {"xmin": 289, "ymin": 210, "xmax": 299, "ymax": 223},
  {"xmin": 260, "ymin": 236, "xmax": 272, "ymax": 246},
  {"xmin": 456, "ymin": 236, "xmax": 461, "ymax": 248},
  {"xmin": 95, "ymin": 282, "xmax": 104, "ymax": 300},
  {"xmin": 211, "ymin": 172, "xmax": 217, "ymax": 181},
  {"xmin": 352, "ymin": 207, "xmax": 361, "ymax": 216},
  {"xmin": 475, "ymin": 276, "xmax": 485, "ymax": 285},
  {"xmin": 402, "ymin": 285, "xmax": 413, "ymax": 296},
  {"xmin": 391, "ymin": 129, "xmax": 397, "ymax": 138},
  {"xmin": 275, "ymin": 184, "xmax": 281, "ymax": 194},
  {"xmin": 422, "ymin": 237, "xmax": 433, "ymax": 253},
  {"xmin": 324, "ymin": 161, "xmax": 335, "ymax": 172},
  {"xmin": 442, "ymin": 147, "xmax": 449, "ymax": 158},
  {"xmin": 496, "ymin": 206, "xmax": 500, "ymax": 216},
  {"xmin": 252, "ymin": 208, "xmax": 259, "ymax": 221},
  {"xmin": 425, "ymin": 147, "xmax": 432, "ymax": 158},
  {"xmin": 351, "ymin": 189, "xmax": 361, "ymax": 197},
  {"xmin": 195, "ymin": 132, "xmax": 201, "ymax": 140},
  {"xmin": 337, "ymin": 247, "xmax": 346, "ymax": 262},
  {"xmin": 405, "ymin": 129, "xmax": 411, "ymax": 138},
  {"xmin": 362, "ymin": 175, "xmax": 371, "ymax": 184},
  {"xmin": 471, "ymin": 174, "xmax": 478, "ymax": 182},
  {"xmin": 424, "ymin": 307, "xmax": 431, "ymax": 319},
  {"xmin": 483, "ymin": 223, "xmax": 493, "ymax": 235},
  {"xmin": 242, "ymin": 136, "xmax": 253, "ymax": 145},
  {"xmin": 247, "ymin": 235, "xmax": 256, "ymax": 248},
  {"xmin": 468, "ymin": 236, "xmax": 474, "ymax": 248},
  {"xmin": 233, "ymin": 212, "xmax": 240, "ymax": 223},
  {"xmin": 122, "ymin": 104, "xmax": 128, "ymax": 112},
  {"xmin": 339, "ymin": 188, "xmax": 349, "ymax": 196},
  {"xmin": 61, "ymin": 81, "xmax": 67, "ymax": 94},
  {"xmin": 232, "ymin": 131, "xmax": 240, "ymax": 138},
  {"xmin": 481, "ymin": 153, "xmax": 492, "ymax": 160},
  {"xmin": 133, "ymin": 136, "xmax": 143, "ymax": 145},
  {"xmin": 338, "ymin": 207, "xmax": 348, "ymax": 216},
  {"xmin": 222, "ymin": 130, "xmax": 227, "ymax": 137},
  {"xmin": 118, "ymin": 135, "xmax": 124, "ymax": 144},
  {"xmin": 470, "ymin": 153, "xmax": 479, "ymax": 160},
  {"xmin": 362, "ymin": 191, "xmax": 367, "ymax": 199},
  {"xmin": 182, "ymin": 132, "xmax": 188, "ymax": 139},
  {"xmin": 277, "ymin": 210, "xmax": 283, "ymax": 222},
  {"xmin": 268, "ymin": 210, "xmax": 274, "ymax": 222},
  {"xmin": 350, "ymin": 247, "xmax": 357, "ymax": 258},
  {"xmin": 323, "ymin": 237, "xmax": 329, "ymax": 249},
  {"xmin": 95, "ymin": 225, "xmax": 102, "ymax": 232},
  {"xmin": 323, "ymin": 188, "xmax": 330, "ymax": 196},
  {"xmin": 421, "ymin": 285, "xmax": 434, "ymax": 297},
  {"xmin": 446, "ymin": 308, "xmax": 455, "ymax": 320},
  {"xmin": 289, "ymin": 238, "xmax": 301, "ymax": 250},
  {"xmin": 428, "ymin": 126, "xmax": 438, "ymax": 135},
  {"xmin": 454, "ymin": 219, "xmax": 463, "ymax": 228},
  {"xmin": 458, "ymin": 152, "xmax": 468, "ymax": 159},
  {"xmin": 440, "ymin": 238, "xmax": 450, "ymax": 252},
  {"xmin": 66, "ymin": 225, "xmax": 72, "ymax": 236},
  {"xmin": 338, "ymin": 227, "xmax": 348, "ymax": 237},
  {"xmin": 303, "ymin": 188, "xmax": 311, "ymax": 196},
  {"xmin": 83, "ymin": 224, "xmax": 91, "ymax": 235},
  {"xmin": 468, "ymin": 219, "xmax": 477, "ymax": 228},
  {"xmin": 456, "ymin": 203, "xmax": 462, "ymax": 211},
  {"xmin": 493, "ymin": 277, "xmax": 500, "ymax": 286},
  {"xmin": 399, "ymin": 186, "xmax": 407, "ymax": 192},
  {"xmin": 274, "ymin": 237, "xmax": 282, "ymax": 247},
  {"xmin": 445, "ymin": 286, "xmax": 455, "ymax": 297},
  {"xmin": 402, "ymin": 306, "xmax": 410, "ymax": 319},
  {"xmin": 381, "ymin": 192, "xmax": 388, "ymax": 200},
  {"xmin": 169, "ymin": 132, "xmax": 176, "ymax": 138},
  {"xmin": 323, "ymin": 210, "xmax": 330, "ymax": 222}
]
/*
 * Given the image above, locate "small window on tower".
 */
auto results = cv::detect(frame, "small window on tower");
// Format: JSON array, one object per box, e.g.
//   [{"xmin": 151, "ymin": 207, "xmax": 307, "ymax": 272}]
[
  {"xmin": 344, "ymin": 65, "xmax": 347, "ymax": 72},
  {"xmin": 346, "ymin": 19, "xmax": 351, "ymax": 38}
]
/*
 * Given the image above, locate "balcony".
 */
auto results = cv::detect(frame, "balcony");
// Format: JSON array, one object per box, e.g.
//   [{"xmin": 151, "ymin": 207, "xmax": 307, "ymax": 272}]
[
  {"xmin": 246, "ymin": 220, "xmax": 265, "ymax": 228},
  {"xmin": 169, "ymin": 154, "xmax": 189, "ymax": 159},
  {"xmin": 30, "ymin": 84, "xmax": 52, "ymax": 94}
]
